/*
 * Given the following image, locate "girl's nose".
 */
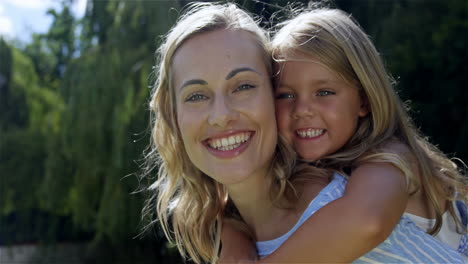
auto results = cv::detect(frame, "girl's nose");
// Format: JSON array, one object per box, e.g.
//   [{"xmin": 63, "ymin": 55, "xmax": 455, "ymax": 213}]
[{"xmin": 292, "ymin": 97, "xmax": 315, "ymax": 119}]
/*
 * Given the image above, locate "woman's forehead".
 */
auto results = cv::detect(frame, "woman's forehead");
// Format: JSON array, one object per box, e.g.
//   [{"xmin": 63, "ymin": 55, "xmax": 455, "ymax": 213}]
[{"xmin": 171, "ymin": 29, "xmax": 268, "ymax": 88}]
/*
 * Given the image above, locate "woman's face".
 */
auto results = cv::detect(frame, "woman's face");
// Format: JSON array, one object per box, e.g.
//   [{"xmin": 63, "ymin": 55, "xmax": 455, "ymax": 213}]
[{"xmin": 172, "ymin": 29, "xmax": 277, "ymax": 186}]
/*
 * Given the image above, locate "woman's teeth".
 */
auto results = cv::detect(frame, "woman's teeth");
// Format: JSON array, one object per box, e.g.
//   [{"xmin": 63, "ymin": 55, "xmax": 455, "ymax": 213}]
[{"xmin": 208, "ymin": 132, "xmax": 251, "ymax": 151}]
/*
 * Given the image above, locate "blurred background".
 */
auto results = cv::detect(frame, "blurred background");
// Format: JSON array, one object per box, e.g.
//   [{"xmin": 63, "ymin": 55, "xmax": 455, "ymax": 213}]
[{"xmin": 0, "ymin": 0, "xmax": 466, "ymax": 263}]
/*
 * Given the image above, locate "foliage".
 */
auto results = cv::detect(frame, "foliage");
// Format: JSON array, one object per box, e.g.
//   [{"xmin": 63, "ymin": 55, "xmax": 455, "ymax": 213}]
[
  {"xmin": 378, "ymin": 0, "xmax": 468, "ymax": 160},
  {"xmin": 0, "ymin": 43, "xmax": 68, "ymax": 244},
  {"xmin": 2, "ymin": 0, "xmax": 184, "ymax": 261},
  {"xmin": 1, "ymin": 0, "xmax": 466, "ymax": 263}
]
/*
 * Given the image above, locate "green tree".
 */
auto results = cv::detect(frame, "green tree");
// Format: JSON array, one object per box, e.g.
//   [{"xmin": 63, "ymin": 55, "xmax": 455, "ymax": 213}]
[
  {"xmin": 0, "ymin": 40, "xmax": 66, "ymax": 243},
  {"xmin": 362, "ymin": 0, "xmax": 468, "ymax": 162}
]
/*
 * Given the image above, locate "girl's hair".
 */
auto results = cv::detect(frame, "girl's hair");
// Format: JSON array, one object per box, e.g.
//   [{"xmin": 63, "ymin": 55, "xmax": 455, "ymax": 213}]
[
  {"xmin": 141, "ymin": 3, "xmax": 297, "ymax": 263},
  {"xmin": 272, "ymin": 8, "xmax": 467, "ymax": 235}
]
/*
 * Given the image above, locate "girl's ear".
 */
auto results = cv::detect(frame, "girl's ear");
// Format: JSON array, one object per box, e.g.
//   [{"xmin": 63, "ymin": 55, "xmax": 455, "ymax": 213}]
[{"xmin": 358, "ymin": 92, "xmax": 370, "ymax": 117}]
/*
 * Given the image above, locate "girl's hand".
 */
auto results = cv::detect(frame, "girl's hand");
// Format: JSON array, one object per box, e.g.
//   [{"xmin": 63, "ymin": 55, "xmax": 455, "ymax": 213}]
[{"xmin": 219, "ymin": 220, "xmax": 257, "ymax": 263}]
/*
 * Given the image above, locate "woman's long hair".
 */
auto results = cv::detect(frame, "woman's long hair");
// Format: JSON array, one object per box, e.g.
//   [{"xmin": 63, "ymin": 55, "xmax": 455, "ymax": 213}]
[{"xmin": 140, "ymin": 3, "xmax": 298, "ymax": 263}]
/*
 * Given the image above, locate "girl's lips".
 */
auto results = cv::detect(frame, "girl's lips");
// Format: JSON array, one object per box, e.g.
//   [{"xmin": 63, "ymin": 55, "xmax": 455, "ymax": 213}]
[
  {"xmin": 203, "ymin": 131, "xmax": 255, "ymax": 159},
  {"xmin": 295, "ymin": 128, "xmax": 326, "ymax": 140}
]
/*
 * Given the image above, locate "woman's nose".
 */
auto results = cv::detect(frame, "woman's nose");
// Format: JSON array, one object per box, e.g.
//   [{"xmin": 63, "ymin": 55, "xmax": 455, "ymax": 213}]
[{"xmin": 208, "ymin": 96, "xmax": 240, "ymax": 127}]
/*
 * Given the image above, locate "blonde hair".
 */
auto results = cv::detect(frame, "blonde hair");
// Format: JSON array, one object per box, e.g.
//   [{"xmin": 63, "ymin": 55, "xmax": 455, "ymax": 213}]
[
  {"xmin": 141, "ymin": 3, "xmax": 296, "ymax": 263},
  {"xmin": 272, "ymin": 8, "xmax": 467, "ymax": 235}
]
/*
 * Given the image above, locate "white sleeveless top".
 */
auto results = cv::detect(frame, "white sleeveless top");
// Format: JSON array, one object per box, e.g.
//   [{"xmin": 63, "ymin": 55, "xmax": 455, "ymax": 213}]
[{"xmin": 405, "ymin": 201, "xmax": 463, "ymax": 251}]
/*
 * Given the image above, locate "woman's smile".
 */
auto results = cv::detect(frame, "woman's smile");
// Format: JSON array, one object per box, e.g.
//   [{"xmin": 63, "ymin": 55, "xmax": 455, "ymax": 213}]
[
  {"xmin": 172, "ymin": 29, "xmax": 277, "ymax": 185},
  {"xmin": 203, "ymin": 130, "xmax": 255, "ymax": 159}
]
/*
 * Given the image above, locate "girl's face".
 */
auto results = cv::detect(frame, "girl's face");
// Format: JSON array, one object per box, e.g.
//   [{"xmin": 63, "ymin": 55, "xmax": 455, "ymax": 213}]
[
  {"xmin": 172, "ymin": 29, "xmax": 277, "ymax": 186},
  {"xmin": 275, "ymin": 56, "xmax": 368, "ymax": 161}
]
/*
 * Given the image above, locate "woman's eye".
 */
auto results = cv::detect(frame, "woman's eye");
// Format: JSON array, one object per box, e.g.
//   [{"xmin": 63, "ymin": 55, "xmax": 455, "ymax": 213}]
[
  {"xmin": 234, "ymin": 84, "xmax": 255, "ymax": 92},
  {"xmin": 317, "ymin": 90, "xmax": 335, "ymax": 97},
  {"xmin": 185, "ymin": 93, "xmax": 208, "ymax": 102},
  {"xmin": 275, "ymin": 93, "xmax": 295, "ymax": 100}
]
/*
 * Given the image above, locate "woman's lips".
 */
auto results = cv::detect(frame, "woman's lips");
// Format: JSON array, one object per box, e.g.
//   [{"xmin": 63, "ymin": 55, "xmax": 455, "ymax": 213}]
[{"xmin": 203, "ymin": 131, "xmax": 254, "ymax": 159}]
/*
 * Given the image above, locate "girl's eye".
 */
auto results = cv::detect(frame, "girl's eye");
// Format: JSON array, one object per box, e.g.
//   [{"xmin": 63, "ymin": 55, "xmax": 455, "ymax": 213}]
[
  {"xmin": 185, "ymin": 93, "xmax": 208, "ymax": 102},
  {"xmin": 317, "ymin": 90, "xmax": 335, "ymax": 97},
  {"xmin": 234, "ymin": 84, "xmax": 255, "ymax": 92},
  {"xmin": 276, "ymin": 93, "xmax": 295, "ymax": 100}
]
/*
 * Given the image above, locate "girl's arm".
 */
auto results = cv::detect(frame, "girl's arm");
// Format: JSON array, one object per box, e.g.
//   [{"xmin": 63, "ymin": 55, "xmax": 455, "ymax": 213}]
[{"xmin": 219, "ymin": 162, "xmax": 409, "ymax": 263}]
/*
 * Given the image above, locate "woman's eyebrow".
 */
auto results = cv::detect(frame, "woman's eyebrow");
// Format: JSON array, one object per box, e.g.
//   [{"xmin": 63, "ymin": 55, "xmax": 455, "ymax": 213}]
[
  {"xmin": 178, "ymin": 67, "xmax": 260, "ymax": 91},
  {"xmin": 179, "ymin": 79, "xmax": 208, "ymax": 91},
  {"xmin": 225, "ymin": 67, "xmax": 260, "ymax": 80}
]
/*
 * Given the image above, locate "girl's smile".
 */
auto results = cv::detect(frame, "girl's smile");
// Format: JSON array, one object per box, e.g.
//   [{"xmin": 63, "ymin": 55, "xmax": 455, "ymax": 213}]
[
  {"xmin": 295, "ymin": 128, "xmax": 325, "ymax": 139},
  {"xmin": 275, "ymin": 56, "xmax": 368, "ymax": 161}
]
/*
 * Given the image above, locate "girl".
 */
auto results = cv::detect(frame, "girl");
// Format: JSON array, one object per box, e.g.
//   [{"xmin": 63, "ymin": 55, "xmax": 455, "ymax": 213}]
[
  {"xmin": 221, "ymin": 6, "xmax": 468, "ymax": 263},
  {"xmin": 142, "ymin": 2, "xmax": 466, "ymax": 264}
]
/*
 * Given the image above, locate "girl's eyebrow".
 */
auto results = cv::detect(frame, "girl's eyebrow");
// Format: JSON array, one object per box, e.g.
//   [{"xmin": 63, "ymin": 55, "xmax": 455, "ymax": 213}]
[
  {"xmin": 279, "ymin": 78, "xmax": 337, "ymax": 88},
  {"xmin": 311, "ymin": 79, "xmax": 338, "ymax": 85}
]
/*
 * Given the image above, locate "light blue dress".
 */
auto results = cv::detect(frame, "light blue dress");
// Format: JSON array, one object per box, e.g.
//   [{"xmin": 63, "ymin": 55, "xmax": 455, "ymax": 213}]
[
  {"xmin": 455, "ymin": 200, "xmax": 468, "ymax": 257},
  {"xmin": 256, "ymin": 173, "xmax": 466, "ymax": 263}
]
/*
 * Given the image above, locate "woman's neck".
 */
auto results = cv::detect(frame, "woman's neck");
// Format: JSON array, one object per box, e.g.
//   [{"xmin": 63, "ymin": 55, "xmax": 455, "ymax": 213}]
[
  {"xmin": 226, "ymin": 170, "xmax": 289, "ymax": 241},
  {"xmin": 226, "ymin": 170, "xmax": 320, "ymax": 241}
]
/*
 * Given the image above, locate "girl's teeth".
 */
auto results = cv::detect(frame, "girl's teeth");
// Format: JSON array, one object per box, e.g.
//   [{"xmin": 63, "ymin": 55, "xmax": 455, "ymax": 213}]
[{"xmin": 297, "ymin": 129, "xmax": 324, "ymax": 138}]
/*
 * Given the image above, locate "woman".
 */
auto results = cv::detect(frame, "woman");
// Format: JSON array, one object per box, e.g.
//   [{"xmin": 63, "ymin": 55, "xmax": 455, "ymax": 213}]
[{"xmin": 142, "ymin": 3, "xmax": 308, "ymax": 263}]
